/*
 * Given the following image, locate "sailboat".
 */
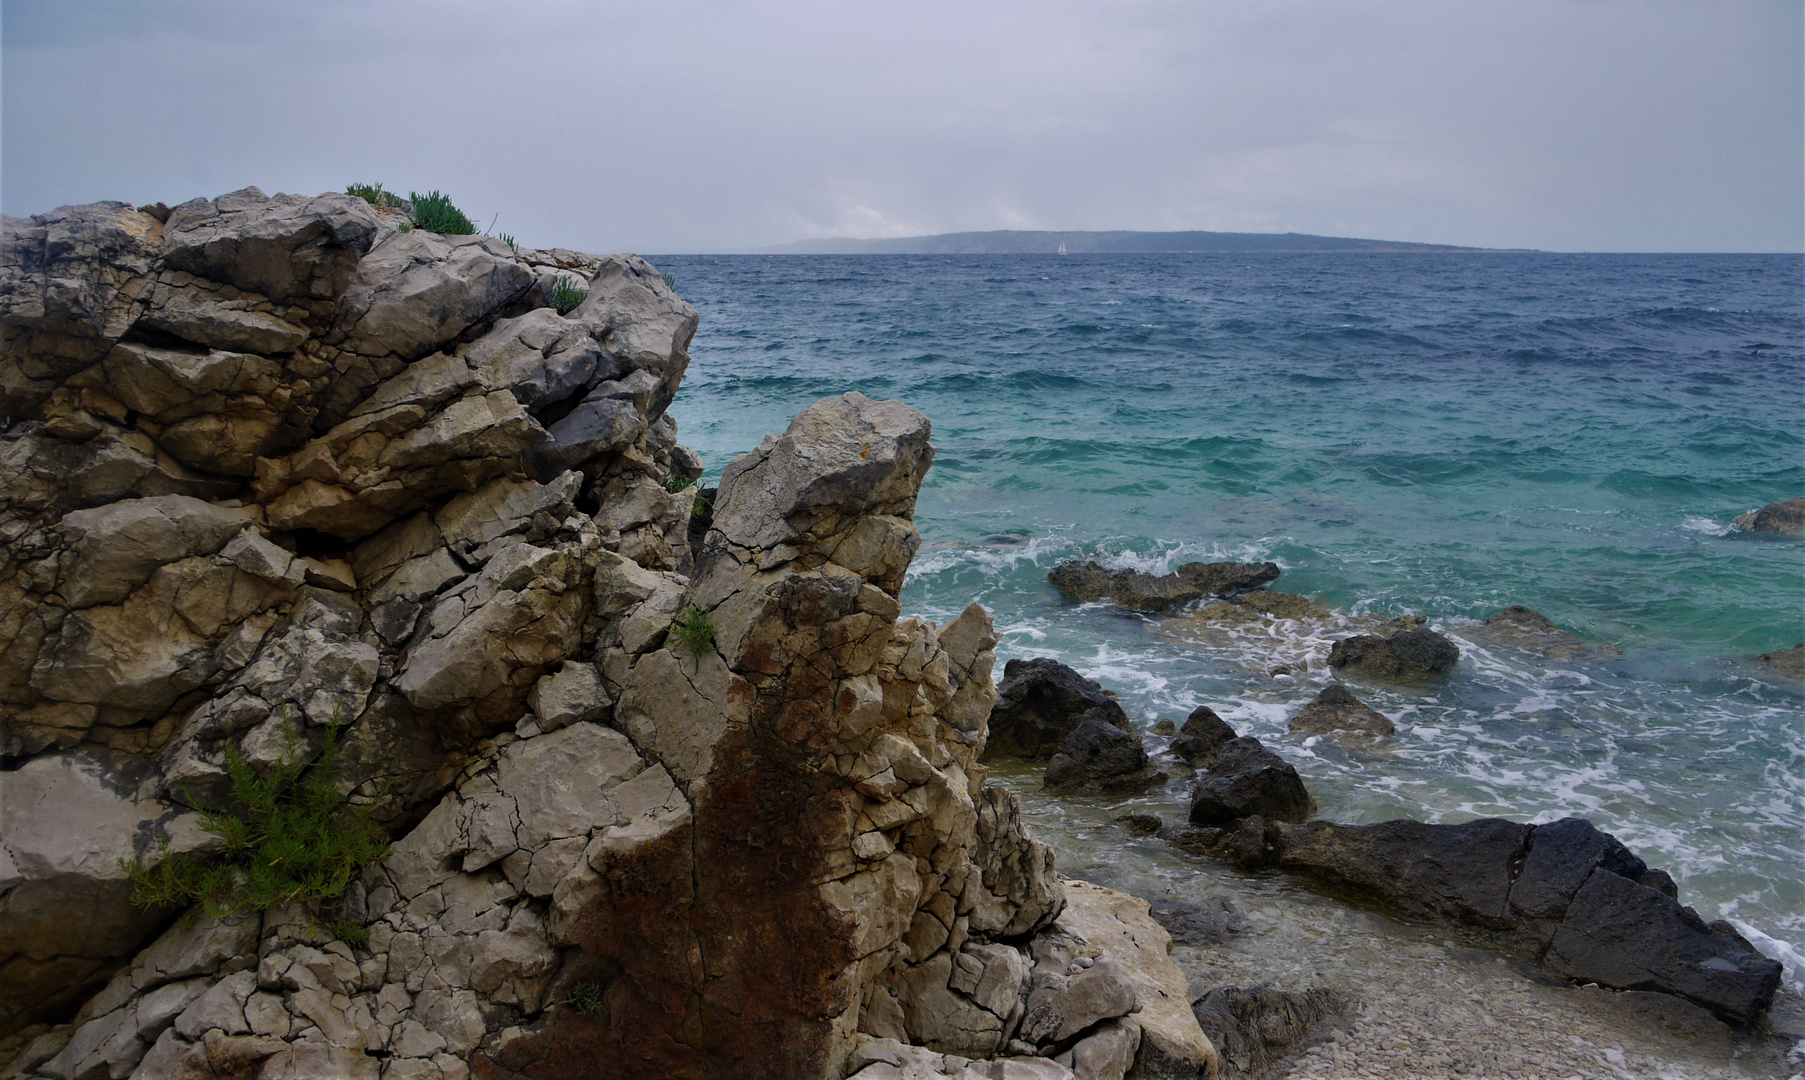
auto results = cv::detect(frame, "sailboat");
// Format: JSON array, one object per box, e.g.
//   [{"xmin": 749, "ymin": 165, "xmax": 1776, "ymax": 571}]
[{"xmin": 1057, "ymin": 241, "xmax": 1068, "ymax": 255}]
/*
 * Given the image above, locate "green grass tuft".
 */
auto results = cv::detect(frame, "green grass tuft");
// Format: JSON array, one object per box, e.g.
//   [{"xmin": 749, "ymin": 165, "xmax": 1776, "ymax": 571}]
[
  {"xmin": 565, "ymin": 979, "xmax": 608, "ymax": 1018},
  {"xmin": 661, "ymin": 273, "xmax": 678, "ymax": 292},
  {"xmin": 499, "ymin": 233, "xmax": 518, "ymax": 254},
  {"xmin": 670, "ymin": 606, "xmax": 716, "ymax": 659},
  {"xmin": 549, "ymin": 275, "xmax": 587, "ymax": 315},
  {"xmin": 408, "ymin": 190, "xmax": 477, "ymax": 234},
  {"xmin": 662, "ymin": 471, "xmax": 696, "ymax": 494},
  {"xmin": 346, "ymin": 182, "xmax": 403, "ymax": 210},
  {"xmin": 122, "ymin": 713, "xmax": 390, "ymax": 923}
]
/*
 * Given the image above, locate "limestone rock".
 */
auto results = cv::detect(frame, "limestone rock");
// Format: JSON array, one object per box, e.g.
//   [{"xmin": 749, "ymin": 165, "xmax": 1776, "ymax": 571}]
[
  {"xmin": 162, "ymin": 186, "xmax": 379, "ymax": 301},
  {"xmin": 1326, "ymin": 627, "xmax": 1459, "ymax": 682},
  {"xmin": 1040, "ymin": 881, "xmax": 1218, "ymax": 1078},
  {"xmin": 1286, "ymin": 684, "xmax": 1393, "ymax": 737}
]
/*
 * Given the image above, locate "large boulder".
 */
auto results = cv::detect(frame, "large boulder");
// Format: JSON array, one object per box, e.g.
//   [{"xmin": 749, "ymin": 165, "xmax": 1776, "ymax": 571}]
[
  {"xmin": 986, "ymin": 659, "xmax": 1132, "ymax": 760},
  {"xmin": 1287, "ymin": 684, "xmax": 1393, "ymax": 737},
  {"xmin": 1731, "ymin": 496, "xmax": 1805, "ymax": 537},
  {"xmin": 1270, "ymin": 816, "xmax": 1783, "ymax": 1024},
  {"xmin": 1048, "ymin": 559, "xmax": 1279, "ymax": 613},
  {"xmin": 1326, "ymin": 628, "xmax": 1459, "ymax": 682},
  {"xmin": 1166, "ymin": 705, "xmax": 1237, "ymax": 768},
  {"xmin": 1043, "ymin": 720, "xmax": 1164, "ymax": 796},
  {"xmin": 1187, "ymin": 737, "xmax": 1313, "ymax": 826}
]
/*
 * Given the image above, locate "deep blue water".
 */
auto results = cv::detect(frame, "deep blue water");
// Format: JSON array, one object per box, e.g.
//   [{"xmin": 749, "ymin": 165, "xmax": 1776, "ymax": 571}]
[{"xmin": 653, "ymin": 252, "xmax": 1805, "ymax": 983}]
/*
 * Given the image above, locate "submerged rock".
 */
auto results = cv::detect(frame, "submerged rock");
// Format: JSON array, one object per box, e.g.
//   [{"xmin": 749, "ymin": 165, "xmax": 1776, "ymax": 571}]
[
  {"xmin": 1468, "ymin": 606, "xmax": 1621, "ymax": 661},
  {"xmin": 1749, "ymin": 643, "xmax": 1803, "ymax": 683},
  {"xmin": 1287, "ymin": 684, "xmax": 1393, "ymax": 737},
  {"xmin": 1048, "ymin": 559, "xmax": 1280, "ymax": 613},
  {"xmin": 1191, "ymin": 984, "xmax": 1346, "ymax": 1079},
  {"xmin": 1326, "ymin": 627, "xmax": 1460, "ymax": 682},
  {"xmin": 1731, "ymin": 496, "xmax": 1805, "ymax": 537},
  {"xmin": 1186, "ymin": 591, "xmax": 1325, "ymax": 625},
  {"xmin": 986, "ymin": 658, "xmax": 1132, "ymax": 759}
]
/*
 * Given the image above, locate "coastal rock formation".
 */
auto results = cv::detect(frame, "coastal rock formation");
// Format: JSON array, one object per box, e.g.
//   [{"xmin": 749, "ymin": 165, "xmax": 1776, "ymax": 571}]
[
  {"xmin": 1048, "ymin": 561, "xmax": 1279, "ymax": 614},
  {"xmin": 1326, "ymin": 628, "xmax": 1459, "ymax": 682},
  {"xmin": 1186, "ymin": 738, "xmax": 1313, "ymax": 827},
  {"xmin": 986, "ymin": 659, "xmax": 1132, "ymax": 760},
  {"xmin": 1464, "ymin": 606, "xmax": 1620, "ymax": 662},
  {"xmin": 1286, "ymin": 685, "xmax": 1393, "ymax": 737},
  {"xmin": 1, "ymin": 192, "xmax": 1203, "ymax": 1080},
  {"xmin": 1271, "ymin": 818, "xmax": 1782, "ymax": 1023},
  {"xmin": 1167, "ymin": 707, "xmax": 1236, "ymax": 768},
  {"xmin": 1731, "ymin": 496, "xmax": 1805, "ymax": 537},
  {"xmin": 1044, "ymin": 722, "xmax": 1165, "ymax": 796},
  {"xmin": 1748, "ymin": 643, "xmax": 1803, "ymax": 682}
]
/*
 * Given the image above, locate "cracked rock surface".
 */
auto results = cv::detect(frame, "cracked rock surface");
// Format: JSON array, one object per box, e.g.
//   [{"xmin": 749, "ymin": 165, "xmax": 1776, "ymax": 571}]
[{"xmin": 0, "ymin": 192, "xmax": 1215, "ymax": 1080}]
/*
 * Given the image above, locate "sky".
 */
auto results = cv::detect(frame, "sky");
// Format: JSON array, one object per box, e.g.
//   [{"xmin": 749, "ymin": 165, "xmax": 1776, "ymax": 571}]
[{"xmin": 2, "ymin": 0, "xmax": 1800, "ymax": 253}]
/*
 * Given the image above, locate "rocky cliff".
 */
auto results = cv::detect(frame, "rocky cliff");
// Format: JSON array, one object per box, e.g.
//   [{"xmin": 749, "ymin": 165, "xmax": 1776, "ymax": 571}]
[{"xmin": 0, "ymin": 191, "xmax": 1215, "ymax": 1080}]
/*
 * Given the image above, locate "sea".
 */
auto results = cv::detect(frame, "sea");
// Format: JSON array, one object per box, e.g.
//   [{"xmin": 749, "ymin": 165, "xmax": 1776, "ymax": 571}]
[{"xmin": 652, "ymin": 252, "xmax": 1805, "ymax": 991}]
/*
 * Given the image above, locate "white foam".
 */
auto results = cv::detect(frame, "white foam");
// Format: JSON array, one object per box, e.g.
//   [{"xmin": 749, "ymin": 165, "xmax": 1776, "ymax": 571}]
[
  {"xmin": 1680, "ymin": 515, "xmax": 1733, "ymax": 537},
  {"xmin": 1723, "ymin": 913, "xmax": 1805, "ymax": 995}
]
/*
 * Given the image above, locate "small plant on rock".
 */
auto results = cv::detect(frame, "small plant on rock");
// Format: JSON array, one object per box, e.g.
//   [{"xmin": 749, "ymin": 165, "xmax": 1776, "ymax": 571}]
[
  {"xmin": 662, "ymin": 471, "xmax": 697, "ymax": 494},
  {"xmin": 661, "ymin": 273, "xmax": 678, "ymax": 292},
  {"xmin": 565, "ymin": 979, "xmax": 608, "ymax": 1018},
  {"xmin": 549, "ymin": 275, "xmax": 587, "ymax": 315},
  {"xmin": 408, "ymin": 189, "xmax": 477, "ymax": 234},
  {"xmin": 346, "ymin": 182, "xmax": 403, "ymax": 210},
  {"xmin": 122, "ymin": 713, "xmax": 391, "ymax": 924},
  {"xmin": 499, "ymin": 232, "xmax": 518, "ymax": 254},
  {"xmin": 670, "ymin": 606, "xmax": 716, "ymax": 660}
]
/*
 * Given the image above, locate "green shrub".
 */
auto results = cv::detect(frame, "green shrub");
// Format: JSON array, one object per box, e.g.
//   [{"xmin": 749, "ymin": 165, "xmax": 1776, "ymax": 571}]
[
  {"xmin": 346, "ymin": 182, "xmax": 402, "ymax": 210},
  {"xmin": 670, "ymin": 606, "xmax": 716, "ymax": 659},
  {"xmin": 122, "ymin": 715, "xmax": 390, "ymax": 923},
  {"xmin": 661, "ymin": 273, "xmax": 678, "ymax": 292},
  {"xmin": 499, "ymin": 232, "xmax": 518, "ymax": 254},
  {"xmin": 408, "ymin": 190, "xmax": 477, "ymax": 234},
  {"xmin": 691, "ymin": 492, "xmax": 710, "ymax": 519},
  {"xmin": 662, "ymin": 471, "xmax": 696, "ymax": 494},
  {"xmin": 549, "ymin": 275, "xmax": 587, "ymax": 315}
]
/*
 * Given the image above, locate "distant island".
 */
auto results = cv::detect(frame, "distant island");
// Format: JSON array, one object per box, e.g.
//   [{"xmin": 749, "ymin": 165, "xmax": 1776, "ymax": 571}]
[{"xmin": 757, "ymin": 229, "xmax": 1521, "ymax": 254}]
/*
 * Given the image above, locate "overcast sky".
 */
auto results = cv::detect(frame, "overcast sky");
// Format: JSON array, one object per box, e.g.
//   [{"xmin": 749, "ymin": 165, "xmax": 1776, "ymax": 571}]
[{"xmin": 3, "ymin": 0, "xmax": 1799, "ymax": 252}]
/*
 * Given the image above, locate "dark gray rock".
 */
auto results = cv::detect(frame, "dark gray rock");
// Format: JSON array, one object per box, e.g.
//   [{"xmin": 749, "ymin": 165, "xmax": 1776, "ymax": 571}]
[
  {"xmin": 1044, "ymin": 718, "xmax": 1164, "ymax": 795},
  {"xmin": 1188, "ymin": 738, "xmax": 1313, "ymax": 826},
  {"xmin": 1170, "ymin": 705, "xmax": 1238, "ymax": 767},
  {"xmin": 1287, "ymin": 684, "xmax": 1394, "ymax": 737},
  {"xmin": 1149, "ymin": 896, "xmax": 1247, "ymax": 946},
  {"xmin": 1732, "ymin": 496, "xmax": 1805, "ymax": 537},
  {"xmin": 530, "ymin": 393, "xmax": 641, "ymax": 478},
  {"xmin": 1115, "ymin": 813, "xmax": 1163, "ymax": 837},
  {"xmin": 1272, "ymin": 818, "xmax": 1531, "ymax": 927},
  {"xmin": 1327, "ymin": 628, "xmax": 1460, "ymax": 682},
  {"xmin": 1545, "ymin": 868, "xmax": 1782, "ymax": 1024},
  {"xmin": 1191, "ymin": 984, "xmax": 1347, "ymax": 1079},
  {"xmin": 1048, "ymin": 559, "xmax": 1280, "ymax": 613},
  {"xmin": 985, "ymin": 658, "xmax": 1131, "ymax": 759},
  {"xmin": 1508, "ymin": 817, "xmax": 1647, "ymax": 937}
]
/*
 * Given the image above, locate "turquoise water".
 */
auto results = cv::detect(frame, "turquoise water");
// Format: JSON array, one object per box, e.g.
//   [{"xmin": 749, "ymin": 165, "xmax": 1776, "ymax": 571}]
[{"xmin": 655, "ymin": 252, "xmax": 1805, "ymax": 983}]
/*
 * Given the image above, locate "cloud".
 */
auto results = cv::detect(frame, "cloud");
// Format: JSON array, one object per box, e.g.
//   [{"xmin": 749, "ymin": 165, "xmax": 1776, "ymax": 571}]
[{"xmin": 3, "ymin": 0, "xmax": 1798, "ymax": 251}]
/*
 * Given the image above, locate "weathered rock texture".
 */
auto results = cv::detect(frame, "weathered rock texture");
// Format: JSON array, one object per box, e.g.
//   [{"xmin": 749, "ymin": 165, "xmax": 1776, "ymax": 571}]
[
  {"xmin": 1325, "ymin": 628, "xmax": 1459, "ymax": 682},
  {"xmin": 1285, "ymin": 685, "xmax": 1392, "ymax": 738},
  {"xmin": 1271, "ymin": 817, "xmax": 1782, "ymax": 1024},
  {"xmin": 1, "ymin": 193, "xmax": 1202, "ymax": 1080},
  {"xmin": 985, "ymin": 659, "xmax": 1132, "ymax": 761},
  {"xmin": 1731, "ymin": 496, "xmax": 1805, "ymax": 537}
]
